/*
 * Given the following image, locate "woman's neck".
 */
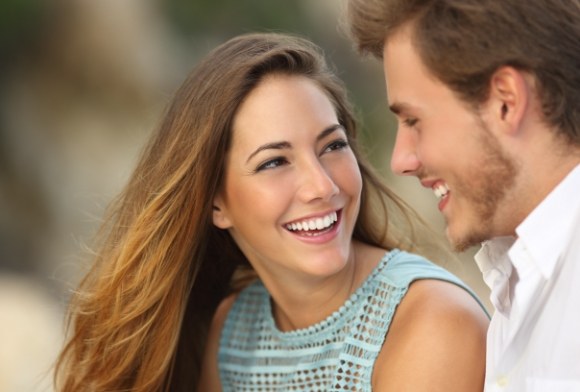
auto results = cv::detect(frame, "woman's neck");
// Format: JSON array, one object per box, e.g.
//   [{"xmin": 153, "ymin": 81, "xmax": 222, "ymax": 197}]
[{"xmin": 266, "ymin": 241, "xmax": 385, "ymax": 331}]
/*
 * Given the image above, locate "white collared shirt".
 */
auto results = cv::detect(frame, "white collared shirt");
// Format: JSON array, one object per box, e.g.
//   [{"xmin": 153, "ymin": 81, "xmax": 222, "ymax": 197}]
[{"xmin": 475, "ymin": 164, "xmax": 580, "ymax": 392}]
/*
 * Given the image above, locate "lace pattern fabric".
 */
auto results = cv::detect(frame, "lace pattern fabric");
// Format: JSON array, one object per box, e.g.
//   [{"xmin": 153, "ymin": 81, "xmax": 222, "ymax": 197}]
[{"xmin": 218, "ymin": 250, "xmax": 475, "ymax": 391}]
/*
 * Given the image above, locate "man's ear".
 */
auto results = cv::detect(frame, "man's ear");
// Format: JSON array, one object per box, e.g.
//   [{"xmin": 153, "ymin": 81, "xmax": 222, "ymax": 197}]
[
  {"xmin": 212, "ymin": 195, "xmax": 232, "ymax": 229},
  {"xmin": 487, "ymin": 66, "xmax": 530, "ymax": 135}
]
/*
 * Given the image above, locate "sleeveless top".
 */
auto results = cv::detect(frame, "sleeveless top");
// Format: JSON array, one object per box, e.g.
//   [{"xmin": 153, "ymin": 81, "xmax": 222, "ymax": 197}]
[{"xmin": 218, "ymin": 249, "xmax": 487, "ymax": 391}]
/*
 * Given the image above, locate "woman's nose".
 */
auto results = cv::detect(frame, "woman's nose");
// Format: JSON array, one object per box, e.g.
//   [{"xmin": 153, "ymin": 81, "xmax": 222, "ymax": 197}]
[{"xmin": 297, "ymin": 160, "xmax": 339, "ymax": 202}]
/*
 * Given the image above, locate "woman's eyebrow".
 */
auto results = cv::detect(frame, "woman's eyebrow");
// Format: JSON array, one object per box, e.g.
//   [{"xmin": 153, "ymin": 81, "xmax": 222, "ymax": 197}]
[
  {"xmin": 246, "ymin": 123, "xmax": 345, "ymax": 163},
  {"xmin": 246, "ymin": 141, "xmax": 291, "ymax": 163},
  {"xmin": 317, "ymin": 124, "xmax": 345, "ymax": 141}
]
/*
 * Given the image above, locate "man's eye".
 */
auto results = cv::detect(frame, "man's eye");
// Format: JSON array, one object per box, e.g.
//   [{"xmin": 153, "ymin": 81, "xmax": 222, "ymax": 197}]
[{"xmin": 402, "ymin": 117, "xmax": 418, "ymax": 127}]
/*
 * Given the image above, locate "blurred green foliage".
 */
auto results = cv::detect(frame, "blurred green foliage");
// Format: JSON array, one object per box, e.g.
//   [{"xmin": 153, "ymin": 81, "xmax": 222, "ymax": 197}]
[
  {"xmin": 163, "ymin": 0, "xmax": 308, "ymax": 37},
  {"xmin": 0, "ymin": 0, "xmax": 46, "ymax": 63}
]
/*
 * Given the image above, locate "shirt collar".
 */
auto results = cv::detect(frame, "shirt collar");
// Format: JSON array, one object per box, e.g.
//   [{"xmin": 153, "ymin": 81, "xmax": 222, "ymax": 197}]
[
  {"xmin": 475, "ymin": 163, "xmax": 580, "ymax": 314},
  {"xmin": 475, "ymin": 237, "xmax": 516, "ymax": 314},
  {"xmin": 514, "ymin": 163, "xmax": 580, "ymax": 279}
]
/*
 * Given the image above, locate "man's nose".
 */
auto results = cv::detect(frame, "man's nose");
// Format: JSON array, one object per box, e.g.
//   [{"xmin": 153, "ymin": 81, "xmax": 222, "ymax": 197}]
[{"xmin": 390, "ymin": 128, "xmax": 421, "ymax": 176}]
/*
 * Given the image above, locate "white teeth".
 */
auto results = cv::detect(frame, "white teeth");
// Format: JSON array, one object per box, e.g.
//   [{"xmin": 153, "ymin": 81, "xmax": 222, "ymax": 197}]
[
  {"xmin": 315, "ymin": 218, "xmax": 324, "ymax": 229},
  {"xmin": 433, "ymin": 184, "xmax": 449, "ymax": 200},
  {"xmin": 286, "ymin": 211, "xmax": 338, "ymax": 232}
]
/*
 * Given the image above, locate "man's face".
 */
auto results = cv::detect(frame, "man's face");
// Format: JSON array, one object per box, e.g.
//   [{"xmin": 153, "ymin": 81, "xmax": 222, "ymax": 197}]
[{"xmin": 382, "ymin": 25, "xmax": 519, "ymax": 251}]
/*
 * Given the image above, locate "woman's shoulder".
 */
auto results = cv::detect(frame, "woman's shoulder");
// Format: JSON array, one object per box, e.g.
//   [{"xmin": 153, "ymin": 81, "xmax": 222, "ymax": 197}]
[
  {"xmin": 378, "ymin": 249, "xmax": 450, "ymax": 284},
  {"xmin": 196, "ymin": 293, "xmax": 239, "ymax": 392},
  {"xmin": 213, "ymin": 282, "xmax": 269, "ymax": 343},
  {"xmin": 395, "ymin": 278, "xmax": 490, "ymax": 334},
  {"xmin": 208, "ymin": 293, "xmax": 241, "ymax": 349},
  {"xmin": 213, "ymin": 293, "xmax": 240, "ymax": 327},
  {"xmin": 372, "ymin": 278, "xmax": 489, "ymax": 391}
]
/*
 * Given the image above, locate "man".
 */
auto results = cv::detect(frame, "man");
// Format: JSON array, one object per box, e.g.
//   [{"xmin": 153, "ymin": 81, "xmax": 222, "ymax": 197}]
[{"xmin": 346, "ymin": 0, "xmax": 580, "ymax": 390}]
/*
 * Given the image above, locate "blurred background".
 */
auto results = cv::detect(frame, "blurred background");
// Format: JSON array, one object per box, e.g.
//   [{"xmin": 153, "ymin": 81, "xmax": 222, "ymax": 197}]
[{"xmin": 0, "ymin": 1, "xmax": 489, "ymax": 391}]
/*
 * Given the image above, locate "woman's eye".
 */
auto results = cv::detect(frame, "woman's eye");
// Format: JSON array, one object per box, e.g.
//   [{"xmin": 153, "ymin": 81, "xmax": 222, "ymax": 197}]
[
  {"xmin": 255, "ymin": 157, "xmax": 288, "ymax": 172},
  {"xmin": 323, "ymin": 139, "xmax": 349, "ymax": 153}
]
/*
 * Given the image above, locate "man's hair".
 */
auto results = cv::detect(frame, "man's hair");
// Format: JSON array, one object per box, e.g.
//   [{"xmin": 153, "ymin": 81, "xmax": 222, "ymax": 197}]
[{"xmin": 347, "ymin": 0, "xmax": 580, "ymax": 144}]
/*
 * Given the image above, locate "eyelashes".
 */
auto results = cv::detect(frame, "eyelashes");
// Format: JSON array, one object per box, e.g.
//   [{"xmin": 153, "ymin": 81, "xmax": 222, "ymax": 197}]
[
  {"xmin": 255, "ymin": 157, "xmax": 289, "ymax": 172},
  {"xmin": 324, "ymin": 139, "xmax": 349, "ymax": 152},
  {"xmin": 402, "ymin": 117, "xmax": 418, "ymax": 127},
  {"xmin": 253, "ymin": 138, "xmax": 351, "ymax": 173}
]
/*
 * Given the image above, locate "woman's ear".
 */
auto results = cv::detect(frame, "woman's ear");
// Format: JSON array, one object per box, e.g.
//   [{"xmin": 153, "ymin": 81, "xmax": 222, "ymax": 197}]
[
  {"xmin": 212, "ymin": 195, "xmax": 232, "ymax": 229},
  {"xmin": 487, "ymin": 66, "xmax": 531, "ymax": 135}
]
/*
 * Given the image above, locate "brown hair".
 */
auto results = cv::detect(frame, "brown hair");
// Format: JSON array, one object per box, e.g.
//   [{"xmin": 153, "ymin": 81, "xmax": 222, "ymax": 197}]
[
  {"xmin": 54, "ymin": 32, "xmax": 428, "ymax": 391},
  {"xmin": 346, "ymin": 0, "xmax": 580, "ymax": 144}
]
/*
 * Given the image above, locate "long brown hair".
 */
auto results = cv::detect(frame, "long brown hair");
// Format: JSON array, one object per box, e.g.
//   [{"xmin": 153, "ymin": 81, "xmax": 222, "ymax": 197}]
[
  {"xmin": 346, "ymin": 0, "xmax": 580, "ymax": 144},
  {"xmin": 54, "ymin": 32, "xmax": 429, "ymax": 391}
]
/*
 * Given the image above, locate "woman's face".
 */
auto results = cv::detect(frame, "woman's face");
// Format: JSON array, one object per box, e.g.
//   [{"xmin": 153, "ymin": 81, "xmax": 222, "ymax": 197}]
[{"xmin": 213, "ymin": 74, "xmax": 362, "ymax": 283}]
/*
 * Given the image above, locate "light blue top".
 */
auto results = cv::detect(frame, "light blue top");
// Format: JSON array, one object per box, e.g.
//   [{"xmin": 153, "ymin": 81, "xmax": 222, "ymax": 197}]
[{"xmin": 218, "ymin": 249, "xmax": 487, "ymax": 391}]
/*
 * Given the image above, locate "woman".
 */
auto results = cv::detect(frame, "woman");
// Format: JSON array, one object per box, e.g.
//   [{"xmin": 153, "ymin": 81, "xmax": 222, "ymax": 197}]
[{"xmin": 55, "ymin": 32, "xmax": 488, "ymax": 392}]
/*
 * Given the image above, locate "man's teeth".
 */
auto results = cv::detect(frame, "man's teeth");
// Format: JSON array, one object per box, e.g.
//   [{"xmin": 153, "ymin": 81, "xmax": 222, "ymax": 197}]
[
  {"xmin": 286, "ymin": 211, "xmax": 338, "ymax": 231},
  {"xmin": 433, "ymin": 184, "xmax": 449, "ymax": 200}
]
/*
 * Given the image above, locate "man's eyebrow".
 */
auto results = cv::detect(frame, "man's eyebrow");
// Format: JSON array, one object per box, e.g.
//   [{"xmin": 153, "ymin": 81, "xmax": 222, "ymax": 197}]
[
  {"xmin": 389, "ymin": 102, "xmax": 406, "ymax": 115},
  {"xmin": 246, "ymin": 124, "xmax": 345, "ymax": 164}
]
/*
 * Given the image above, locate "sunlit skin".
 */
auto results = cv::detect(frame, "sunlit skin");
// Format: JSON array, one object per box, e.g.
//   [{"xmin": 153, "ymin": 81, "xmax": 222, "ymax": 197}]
[
  {"xmin": 212, "ymin": 74, "xmax": 374, "ymax": 330},
  {"xmin": 382, "ymin": 25, "xmax": 522, "ymax": 251}
]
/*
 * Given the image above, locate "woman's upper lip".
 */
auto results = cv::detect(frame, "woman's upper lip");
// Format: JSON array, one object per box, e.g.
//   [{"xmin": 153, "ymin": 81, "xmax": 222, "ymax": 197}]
[{"xmin": 284, "ymin": 208, "xmax": 341, "ymax": 225}]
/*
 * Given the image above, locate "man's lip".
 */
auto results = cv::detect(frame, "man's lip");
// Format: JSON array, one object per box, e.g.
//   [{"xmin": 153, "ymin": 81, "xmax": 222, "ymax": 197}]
[
  {"xmin": 420, "ymin": 178, "xmax": 450, "ymax": 211},
  {"xmin": 420, "ymin": 178, "xmax": 443, "ymax": 189},
  {"xmin": 438, "ymin": 193, "xmax": 450, "ymax": 211}
]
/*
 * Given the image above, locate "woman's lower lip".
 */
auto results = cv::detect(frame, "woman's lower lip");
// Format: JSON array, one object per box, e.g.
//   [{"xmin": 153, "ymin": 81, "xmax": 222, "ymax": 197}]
[
  {"xmin": 290, "ymin": 224, "xmax": 339, "ymax": 243},
  {"xmin": 287, "ymin": 213, "xmax": 341, "ymax": 243}
]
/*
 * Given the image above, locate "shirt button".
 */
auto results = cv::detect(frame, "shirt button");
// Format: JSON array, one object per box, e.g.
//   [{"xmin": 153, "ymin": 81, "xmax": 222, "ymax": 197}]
[{"xmin": 496, "ymin": 375, "xmax": 509, "ymax": 387}]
